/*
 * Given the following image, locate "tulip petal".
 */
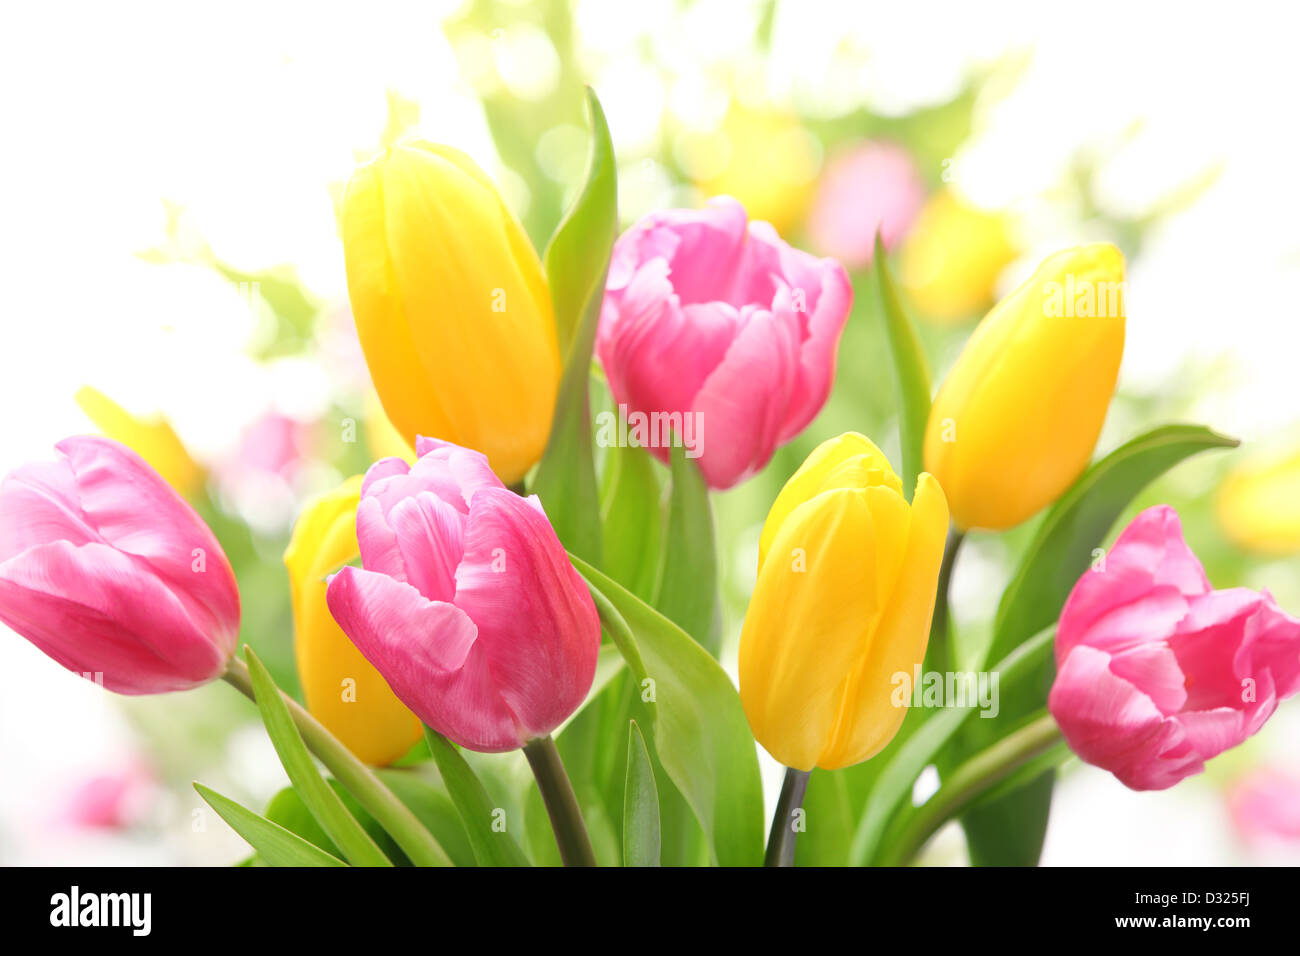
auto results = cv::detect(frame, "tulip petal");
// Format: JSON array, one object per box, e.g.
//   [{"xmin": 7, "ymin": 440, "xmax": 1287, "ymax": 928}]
[
  {"xmin": 739, "ymin": 488, "xmax": 882, "ymax": 771},
  {"xmin": 55, "ymin": 436, "xmax": 239, "ymax": 640},
  {"xmin": 452, "ymin": 489, "xmax": 600, "ymax": 740},
  {"xmin": 0, "ymin": 459, "xmax": 99, "ymax": 563},
  {"xmin": 0, "ymin": 540, "xmax": 229, "ymax": 694},
  {"xmin": 818, "ymin": 473, "xmax": 949, "ymax": 769},
  {"xmin": 326, "ymin": 565, "xmax": 522, "ymax": 752}
]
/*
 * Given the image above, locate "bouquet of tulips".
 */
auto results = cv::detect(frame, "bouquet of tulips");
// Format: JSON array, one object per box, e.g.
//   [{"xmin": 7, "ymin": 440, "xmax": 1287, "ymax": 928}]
[{"xmin": 4, "ymin": 90, "xmax": 1298, "ymax": 868}]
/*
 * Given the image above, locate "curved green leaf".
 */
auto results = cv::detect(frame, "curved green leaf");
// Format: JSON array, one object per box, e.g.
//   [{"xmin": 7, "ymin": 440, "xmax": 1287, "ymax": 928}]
[
  {"xmin": 849, "ymin": 625, "xmax": 1056, "ymax": 865},
  {"xmin": 531, "ymin": 87, "xmax": 617, "ymax": 565},
  {"xmin": 656, "ymin": 445, "xmax": 721, "ymax": 656},
  {"xmin": 600, "ymin": 438, "xmax": 664, "ymax": 602},
  {"xmin": 374, "ymin": 769, "xmax": 479, "ymax": 868},
  {"xmin": 246, "ymin": 648, "xmax": 391, "ymax": 867},
  {"xmin": 962, "ymin": 423, "xmax": 1238, "ymax": 866},
  {"xmin": 570, "ymin": 554, "xmax": 764, "ymax": 866},
  {"xmin": 423, "ymin": 728, "xmax": 530, "ymax": 867},
  {"xmin": 874, "ymin": 234, "xmax": 932, "ymax": 497},
  {"xmin": 623, "ymin": 720, "xmax": 661, "ymax": 867},
  {"xmin": 195, "ymin": 783, "xmax": 346, "ymax": 867}
]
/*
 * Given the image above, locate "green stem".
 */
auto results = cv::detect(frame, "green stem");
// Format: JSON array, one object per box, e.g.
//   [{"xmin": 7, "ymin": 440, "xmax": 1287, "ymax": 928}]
[
  {"xmin": 523, "ymin": 735, "xmax": 597, "ymax": 867},
  {"xmin": 222, "ymin": 657, "xmax": 451, "ymax": 867},
  {"xmin": 923, "ymin": 527, "xmax": 965, "ymax": 676},
  {"xmin": 878, "ymin": 711, "xmax": 1063, "ymax": 866},
  {"xmin": 764, "ymin": 767, "xmax": 811, "ymax": 867}
]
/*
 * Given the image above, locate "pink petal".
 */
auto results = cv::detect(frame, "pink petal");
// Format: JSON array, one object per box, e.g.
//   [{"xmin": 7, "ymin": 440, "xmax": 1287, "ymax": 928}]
[
  {"xmin": 0, "ymin": 540, "xmax": 230, "ymax": 694},
  {"xmin": 326, "ymin": 565, "xmax": 522, "ymax": 751},
  {"xmin": 452, "ymin": 489, "xmax": 600, "ymax": 740}
]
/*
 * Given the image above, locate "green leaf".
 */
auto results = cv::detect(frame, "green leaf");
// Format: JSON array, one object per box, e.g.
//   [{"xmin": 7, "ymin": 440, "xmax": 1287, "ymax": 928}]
[
  {"xmin": 874, "ymin": 235, "xmax": 932, "ymax": 497},
  {"xmin": 423, "ymin": 728, "xmax": 531, "ymax": 867},
  {"xmin": 194, "ymin": 783, "xmax": 346, "ymax": 867},
  {"xmin": 262, "ymin": 782, "xmax": 406, "ymax": 865},
  {"xmin": 570, "ymin": 554, "xmax": 764, "ymax": 866},
  {"xmin": 622, "ymin": 720, "xmax": 661, "ymax": 866},
  {"xmin": 655, "ymin": 444, "xmax": 722, "ymax": 656},
  {"xmin": 962, "ymin": 423, "xmax": 1238, "ymax": 866},
  {"xmin": 245, "ymin": 648, "xmax": 391, "ymax": 867},
  {"xmin": 849, "ymin": 625, "xmax": 1056, "ymax": 866},
  {"xmin": 531, "ymin": 87, "xmax": 618, "ymax": 566},
  {"xmin": 600, "ymin": 438, "xmax": 665, "ymax": 603},
  {"xmin": 374, "ymin": 769, "xmax": 479, "ymax": 868}
]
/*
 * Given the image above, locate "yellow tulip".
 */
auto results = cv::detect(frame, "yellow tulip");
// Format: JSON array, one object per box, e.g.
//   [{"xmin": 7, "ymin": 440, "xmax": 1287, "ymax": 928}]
[
  {"xmin": 285, "ymin": 477, "xmax": 422, "ymax": 765},
  {"xmin": 75, "ymin": 386, "xmax": 204, "ymax": 498},
  {"xmin": 684, "ymin": 105, "xmax": 819, "ymax": 234},
  {"xmin": 739, "ymin": 433, "xmax": 949, "ymax": 771},
  {"xmin": 1217, "ymin": 449, "xmax": 1300, "ymax": 555},
  {"xmin": 899, "ymin": 190, "xmax": 1017, "ymax": 324},
  {"xmin": 341, "ymin": 141, "xmax": 560, "ymax": 485},
  {"xmin": 923, "ymin": 243, "xmax": 1126, "ymax": 532}
]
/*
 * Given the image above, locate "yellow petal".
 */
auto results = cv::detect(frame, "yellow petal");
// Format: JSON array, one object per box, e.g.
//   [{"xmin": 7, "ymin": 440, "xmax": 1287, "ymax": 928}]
[
  {"xmin": 924, "ymin": 243, "xmax": 1125, "ymax": 531},
  {"xmin": 340, "ymin": 142, "xmax": 560, "ymax": 484},
  {"xmin": 740, "ymin": 487, "xmax": 882, "ymax": 772},
  {"xmin": 758, "ymin": 431, "xmax": 901, "ymax": 569},
  {"xmin": 75, "ymin": 386, "xmax": 204, "ymax": 499},
  {"xmin": 285, "ymin": 478, "xmax": 422, "ymax": 766},
  {"xmin": 818, "ymin": 473, "xmax": 949, "ymax": 769}
]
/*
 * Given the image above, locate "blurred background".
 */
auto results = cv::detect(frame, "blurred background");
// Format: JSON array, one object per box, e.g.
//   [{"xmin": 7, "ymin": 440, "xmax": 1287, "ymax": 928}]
[{"xmin": 2, "ymin": 0, "xmax": 1298, "ymax": 865}]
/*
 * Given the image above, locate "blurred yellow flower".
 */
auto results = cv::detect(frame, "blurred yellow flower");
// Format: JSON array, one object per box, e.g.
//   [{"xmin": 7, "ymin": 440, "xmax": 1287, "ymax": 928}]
[
  {"xmin": 341, "ymin": 141, "xmax": 560, "ymax": 485},
  {"xmin": 923, "ymin": 243, "xmax": 1126, "ymax": 531},
  {"xmin": 74, "ymin": 386, "xmax": 204, "ymax": 498},
  {"xmin": 1217, "ymin": 449, "xmax": 1300, "ymax": 555},
  {"xmin": 899, "ymin": 190, "xmax": 1018, "ymax": 323},
  {"xmin": 285, "ymin": 476, "xmax": 422, "ymax": 766},
  {"xmin": 683, "ymin": 105, "xmax": 819, "ymax": 234},
  {"xmin": 740, "ymin": 433, "xmax": 948, "ymax": 771}
]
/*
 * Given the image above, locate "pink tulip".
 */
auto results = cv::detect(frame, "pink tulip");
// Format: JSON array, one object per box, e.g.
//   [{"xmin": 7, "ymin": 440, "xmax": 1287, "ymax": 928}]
[
  {"xmin": 0, "ymin": 437, "xmax": 240, "ymax": 693},
  {"xmin": 1228, "ymin": 769, "xmax": 1300, "ymax": 843},
  {"xmin": 1049, "ymin": 505, "xmax": 1300, "ymax": 791},
  {"xmin": 807, "ymin": 140, "xmax": 926, "ymax": 269},
  {"xmin": 326, "ymin": 437, "xmax": 601, "ymax": 753},
  {"xmin": 597, "ymin": 196, "xmax": 852, "ymax": 489}
]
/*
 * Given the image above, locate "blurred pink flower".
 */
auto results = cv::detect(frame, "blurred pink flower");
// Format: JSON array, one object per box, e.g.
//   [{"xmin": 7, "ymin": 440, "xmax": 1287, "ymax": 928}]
[
  {"xmin": 807, "ymin": 140, "xmax": 926, "ymax": 269},
  {"xmin": 1229, "ymin": 769, "xmax": 1300, "ymax": 844},
  {"xmin": 57, "ymin": 764, "xmax": 154, "ymax": 830},
  {"xmin": 235, "ymin": 413, "xmax": 309, "ymax": 478},
  {"xmin": 597, "ymin": 196, "xmax": 852, "ymax": 489},
  {"xmin": 1049, "ymin": 505, "xmax": 1300, "ymax": 790}
]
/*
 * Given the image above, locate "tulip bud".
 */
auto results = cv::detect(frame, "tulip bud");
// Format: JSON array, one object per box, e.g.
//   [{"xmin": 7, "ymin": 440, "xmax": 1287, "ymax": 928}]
[
  {"xmin": 0, "ymin": 436, "xmax": 239, "ymax": 693},
  {"xmin": 923, "ymin": 243, "xmax": 1126, "ymax": 531},
  {"xmin": 739, "ymin": 433, "xmax": 949, "ymax": 771},
  {"xmin": 597, "ymin": 196, "xmax": 852, "ymax": 489},
  {"xmin": 325, "ymin": 437, "xmax": 601, "ymax": 753},
  {"xmin": 75, "ymin": 386, "xmax": 204, "ymax": 499},
  {"xmin": 1049, "ymin": 505, "xmax": 1300, "ymax": 791},
  {"xmin": 340, "ymin": 142, "xmax": 561, "ymax": 485},
  {"xmin": 285, "ymin": 477, "xmax": 422, "ymax": 766}
]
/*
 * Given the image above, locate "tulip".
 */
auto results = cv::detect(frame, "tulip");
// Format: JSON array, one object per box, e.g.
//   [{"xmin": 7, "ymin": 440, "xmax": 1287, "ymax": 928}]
[
  {"xmin": 75, "ymin": 386, "xmax": 204, "ymax": 498},
  {"xmin": 285, "ymin": 477, "xmax": 423, "ymax": 766},
  {"xmin": 923, "ymin": 242, "xmax": 1126, "ymax": 531},
  {"xmin": 1049, "ymin": 505, "xmax": 1300, "ymax": 791},
  {"xmin": 739, "ymin": 432, "xmax": 949, "ymax": 771},
  {"xmin": 682, "ymin": 105, "xmax": 819, "ymax": 234},
  {"xmin": 807, "ymin": 140, "xmax": 926, "ymax": 269},
  {"xmin": 325, "ymin": 437, "xmax": 600, "ymax": 752},
  {"xmin": 340, "ymin": 142, "xmax": 561, "ymax": 485},
  {"xmin": 0, "ymin": 436, "xmax": 239, "ymax": 693},
  {"xmin": 597, "ymin": 196, "xmax": 853, "ymax": 489},
  {"xmin": 899, "ymin": 189, "xmax": 1018, "ymax": 323},
  {"xmin": 1216, "ymin": 449, "xmax": 1300, "ymax": 555}
]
